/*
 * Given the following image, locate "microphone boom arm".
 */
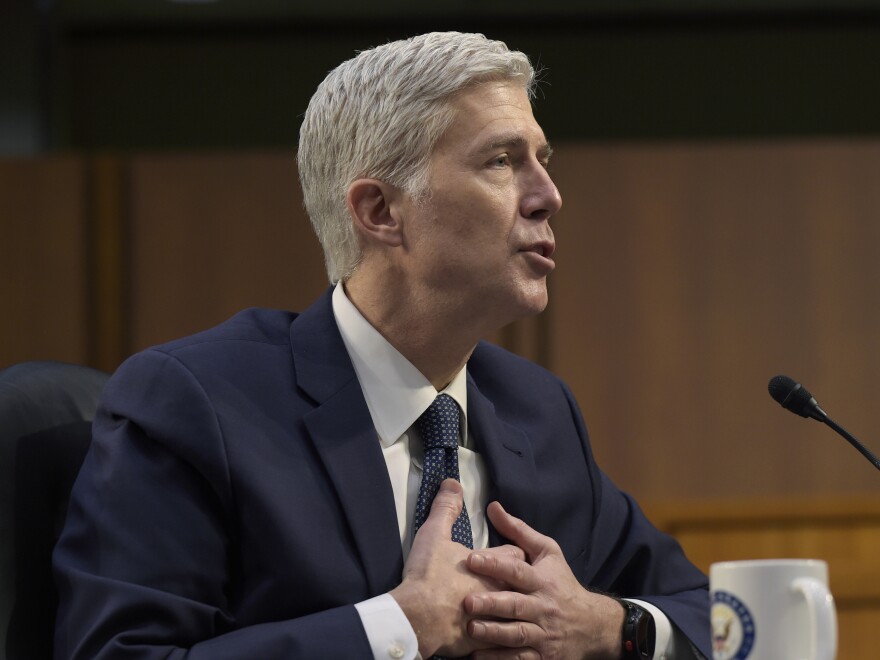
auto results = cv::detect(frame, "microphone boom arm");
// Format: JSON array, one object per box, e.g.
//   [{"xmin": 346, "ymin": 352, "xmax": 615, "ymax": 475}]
[{"xmin": 823, "ymin": 415, "xmax": 880, "ymax": 471}]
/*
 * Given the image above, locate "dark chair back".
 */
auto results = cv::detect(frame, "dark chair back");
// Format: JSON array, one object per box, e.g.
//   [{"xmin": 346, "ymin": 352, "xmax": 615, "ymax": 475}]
[{"xmin": 0, "ymin": 361, "xmax": 109, "ymax": 660}]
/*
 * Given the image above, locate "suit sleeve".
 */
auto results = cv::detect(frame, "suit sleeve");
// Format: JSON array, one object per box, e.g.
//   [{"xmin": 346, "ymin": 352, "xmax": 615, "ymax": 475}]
[
  {"xmin": 53, "ymin": 349, "xmax": 375, "ymax": 659},
  {"xmin": 561, "ymin": 383, "xmax": 711, "ymax": 659}
]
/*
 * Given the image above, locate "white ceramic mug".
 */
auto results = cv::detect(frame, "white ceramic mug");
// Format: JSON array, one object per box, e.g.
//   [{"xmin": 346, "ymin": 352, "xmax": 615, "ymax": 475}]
[{"xmin": 710, "ymin": 559, "xmax": 837, "ymax": 660}]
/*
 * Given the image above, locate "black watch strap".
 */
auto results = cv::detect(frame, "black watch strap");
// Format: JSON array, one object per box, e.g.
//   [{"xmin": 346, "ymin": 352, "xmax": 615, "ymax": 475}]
[{"xmin": 620, "ymin": 600, "xmax": 656, "ymax": 659}]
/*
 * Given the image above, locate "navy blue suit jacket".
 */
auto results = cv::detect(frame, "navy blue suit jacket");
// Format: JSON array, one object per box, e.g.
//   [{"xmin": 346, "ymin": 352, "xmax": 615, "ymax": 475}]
[{"xmin": 54, "ymin": 290, "xmax": 710, "ymax": 658}]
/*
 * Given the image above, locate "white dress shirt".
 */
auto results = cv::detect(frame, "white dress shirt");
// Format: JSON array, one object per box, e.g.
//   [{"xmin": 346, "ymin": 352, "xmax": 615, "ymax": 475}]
[{"xmin": 331, "ymin": 282, "xmax": 693, "ymax": 660}]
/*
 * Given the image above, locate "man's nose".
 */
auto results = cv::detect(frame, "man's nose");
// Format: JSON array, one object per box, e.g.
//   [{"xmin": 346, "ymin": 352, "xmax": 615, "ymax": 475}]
[{"xmin": 520, "ymin": 165, "xmax": 562, "ymax": 221}]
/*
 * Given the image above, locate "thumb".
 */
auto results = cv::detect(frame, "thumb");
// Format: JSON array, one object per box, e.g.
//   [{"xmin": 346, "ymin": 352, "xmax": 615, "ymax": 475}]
[{"xmin": 420, "ymin": 478, "xmax": 464, "ymax": 538}]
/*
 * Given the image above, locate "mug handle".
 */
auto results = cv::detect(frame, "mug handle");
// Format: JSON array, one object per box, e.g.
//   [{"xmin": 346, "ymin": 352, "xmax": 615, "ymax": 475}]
[{"xmin": 791, "ymin": 577, "xmax": 838, "ymax": 660}]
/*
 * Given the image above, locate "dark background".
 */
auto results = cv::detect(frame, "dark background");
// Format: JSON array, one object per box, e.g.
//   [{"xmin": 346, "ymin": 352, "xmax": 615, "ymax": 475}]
[{"xmin": 3, "ymin": 0, "xmax": 880, "ymax": 154}]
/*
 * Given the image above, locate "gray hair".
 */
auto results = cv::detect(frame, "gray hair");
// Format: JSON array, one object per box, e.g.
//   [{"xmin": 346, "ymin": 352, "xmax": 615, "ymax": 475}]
[{"xmin": 297, "ymin": 32, "xmax": 536, "ymax": 283}]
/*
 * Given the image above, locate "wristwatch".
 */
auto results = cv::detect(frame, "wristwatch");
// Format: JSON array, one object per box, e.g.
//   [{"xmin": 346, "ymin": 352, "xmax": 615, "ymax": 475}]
[{"xmin": 620, "ymin": 600, "xmax": 655, "ymax": 659}]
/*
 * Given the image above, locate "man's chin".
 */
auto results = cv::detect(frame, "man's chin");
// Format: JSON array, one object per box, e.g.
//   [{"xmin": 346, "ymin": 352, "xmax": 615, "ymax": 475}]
[
  {"xmin": 501, "ymin": 288, "xmax": 550, "ymax": 324},
  {"xmin": 522, "ymin": 283, "xmax": 550, "ymax": 314}
]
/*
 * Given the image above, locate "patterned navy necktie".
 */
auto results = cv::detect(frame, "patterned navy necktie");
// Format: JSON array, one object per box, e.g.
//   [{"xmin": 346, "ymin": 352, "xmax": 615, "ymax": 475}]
[{"xmin": 412, "ymin": 393, "xmax": 474, "ymax": 549}]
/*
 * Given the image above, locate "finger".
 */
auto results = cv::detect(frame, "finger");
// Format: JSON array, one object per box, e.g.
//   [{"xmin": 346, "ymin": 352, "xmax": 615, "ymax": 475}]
[
  {"xmin": 475, "ymin": 543, "xmax": 527, "ymax": 562},
  {"xmin": 486, "ymin": 501, "xmax": 559, "ymax": 559},
  {"xmin": 464, "ymin": 591, "xmax": 540, "ymax": 621},
  {"xmin": 416, "ymin": 479, "xmax": 464, "ymax": 543},
  {"xmin": 468, "ymin": 618, "xmax": 545, "ymax": 650},
  {"xmin": 466, "ymin": 553, "xmax": 541, "ymax": 592}
]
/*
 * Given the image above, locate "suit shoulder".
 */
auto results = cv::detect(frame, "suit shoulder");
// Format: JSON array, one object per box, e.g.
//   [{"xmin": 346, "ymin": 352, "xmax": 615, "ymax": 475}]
[
  {"xmin": 151, "ymin": 308, "xmax": 298, "ymax": 356},
  {"xmin": 107, "ymin": 308, "xmax": 300, "ymax": 410},
  {"xmin": 467, "ymin": 341, "xmax": 589, "ymax": 451},
  {"xmin": 469, "ymin": 340, "xmax": 568, "ymax": 398}
]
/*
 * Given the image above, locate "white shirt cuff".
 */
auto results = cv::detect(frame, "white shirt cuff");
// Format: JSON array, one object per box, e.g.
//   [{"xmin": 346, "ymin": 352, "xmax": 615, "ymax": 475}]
[
  {"xmin": 354, "ymin": 593, "xmax": 421, "ymax": 660},
  {"xmin": 626, "ymin": 598, "xmax": 698, "ymax": 660}
]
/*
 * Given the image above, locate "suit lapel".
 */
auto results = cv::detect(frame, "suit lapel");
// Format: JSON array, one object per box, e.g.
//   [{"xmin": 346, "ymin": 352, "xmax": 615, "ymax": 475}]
[
  {"xmin": 290, "ymin": 290, "xmax": 403, "ymax": 595},
  {"xmin": 466, "ymin": 373, "xmax": 538, "ymax": 548}
]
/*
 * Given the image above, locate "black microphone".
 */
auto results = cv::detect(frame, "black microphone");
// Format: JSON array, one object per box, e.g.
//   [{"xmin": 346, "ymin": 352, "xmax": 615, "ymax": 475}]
[{"xmin": 768, "ymin": 375, "xmax": 880, "ymax": 471}]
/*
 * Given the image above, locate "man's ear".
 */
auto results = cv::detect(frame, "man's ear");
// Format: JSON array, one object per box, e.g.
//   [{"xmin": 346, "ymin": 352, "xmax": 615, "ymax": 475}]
[{"xmin": 346, "ymin": 179, "xmax": 404, "ymax": 248}]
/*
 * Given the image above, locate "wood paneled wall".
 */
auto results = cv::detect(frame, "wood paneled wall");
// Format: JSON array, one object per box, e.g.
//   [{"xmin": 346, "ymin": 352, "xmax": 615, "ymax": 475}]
[
  {"xmin": 127, "ymin": 153, "xmax": 327, "ymax": 350},
  {"xmin": 548, "ymin": 141, "xmax": 880, "ymax": 501},
  {"xmin": 2, "ymin": 142, "xmax": 880, "ymax": 503},
  {"xmin": 0, "ymin": 158, "xmax": 91, "ymax": 365}
]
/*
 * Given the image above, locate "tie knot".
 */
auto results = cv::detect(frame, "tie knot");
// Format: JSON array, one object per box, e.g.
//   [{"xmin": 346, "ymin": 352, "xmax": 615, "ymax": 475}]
[{"xmin": 417, "ymin": 393, "xmax": 460, "ymax": 450}]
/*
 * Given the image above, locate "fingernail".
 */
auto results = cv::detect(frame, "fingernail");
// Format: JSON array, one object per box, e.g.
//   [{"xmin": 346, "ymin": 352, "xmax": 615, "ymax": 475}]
[
  {"xmin": 471, "ymin": 621, "xmax": 486, "ymax": 635},
  {"xmin": 470, "ymin": 595, "xmax": 484, "ymax": 611},
  {"xmin": 470, "ymin": 553, "xmax": 485, "ymax": 568},
  {"xmin": 439, "ymin": 479, "xmax": 458, "ymax": 494}
]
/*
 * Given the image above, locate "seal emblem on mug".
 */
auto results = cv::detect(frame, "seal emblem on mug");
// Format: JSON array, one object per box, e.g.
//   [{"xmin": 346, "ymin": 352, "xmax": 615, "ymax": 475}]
[{"xmin": 711, "ymin": 590, "xmax": 756, "ymax": 660}]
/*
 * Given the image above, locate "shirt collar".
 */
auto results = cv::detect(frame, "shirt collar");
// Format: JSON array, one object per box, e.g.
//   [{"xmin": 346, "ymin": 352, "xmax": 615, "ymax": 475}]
[{"xmin": 331, "ymin": 282, "xmax": 469, "ymax": 448}]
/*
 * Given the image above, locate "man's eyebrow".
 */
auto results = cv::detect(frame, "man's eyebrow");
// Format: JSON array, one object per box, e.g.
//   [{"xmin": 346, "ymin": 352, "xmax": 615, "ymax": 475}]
[
  {"xmin": 538, "ymin": 141, "xmax": 554, "ymax": 162},
  {"xmin": 477, "ymin": 133, "xmax": 554, "ymax": 160}
]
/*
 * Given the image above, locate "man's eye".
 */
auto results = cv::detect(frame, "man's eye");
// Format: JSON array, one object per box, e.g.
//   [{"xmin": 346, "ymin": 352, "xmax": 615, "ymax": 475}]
[{"xmin": 490, "ymin": 155, "xmax": 510, "ymax": 168}]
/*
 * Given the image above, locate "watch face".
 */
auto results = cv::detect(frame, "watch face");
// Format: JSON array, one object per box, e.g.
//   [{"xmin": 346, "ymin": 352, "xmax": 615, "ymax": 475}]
[
  {"xmin": 624, "ymin": 603, "xmax": 655, "ymax": 658},
  {"xmin": 637, "ymin": 608, "xmax": 656, "ymax": 656}
]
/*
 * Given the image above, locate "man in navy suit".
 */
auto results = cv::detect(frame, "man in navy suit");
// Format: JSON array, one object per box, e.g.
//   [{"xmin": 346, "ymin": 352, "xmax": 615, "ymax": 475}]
[{"xmin": 55, "ymin": 32, "xmax": 710, "ymax": 658}]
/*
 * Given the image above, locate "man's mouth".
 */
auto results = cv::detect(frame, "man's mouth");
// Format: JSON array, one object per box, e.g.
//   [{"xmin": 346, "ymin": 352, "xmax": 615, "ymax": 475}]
[{"xmin": 522, "ymin": 241, "xmax": 555, "ymax": 259}]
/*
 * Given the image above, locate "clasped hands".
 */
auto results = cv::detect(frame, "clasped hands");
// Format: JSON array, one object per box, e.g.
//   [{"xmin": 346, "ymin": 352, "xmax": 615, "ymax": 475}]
[{"xmin": 390, "ymin": 479, "xmax": 624, "ymax": 659}]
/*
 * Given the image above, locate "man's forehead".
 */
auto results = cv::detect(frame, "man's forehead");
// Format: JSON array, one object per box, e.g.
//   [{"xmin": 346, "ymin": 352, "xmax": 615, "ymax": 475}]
[{"xmin": 439, "ymin": 82, "xmax": 550, "ymax": 153}]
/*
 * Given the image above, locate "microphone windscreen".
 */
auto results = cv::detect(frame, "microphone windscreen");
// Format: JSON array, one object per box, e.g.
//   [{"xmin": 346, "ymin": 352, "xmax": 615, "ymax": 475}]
[
  {"xmin": 768, "ymin": 374, "xmax": 816, "ymax": 418},
  {"xmin": 768, "ymin": 375, "xmax": 798, "ymax": 405}
]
